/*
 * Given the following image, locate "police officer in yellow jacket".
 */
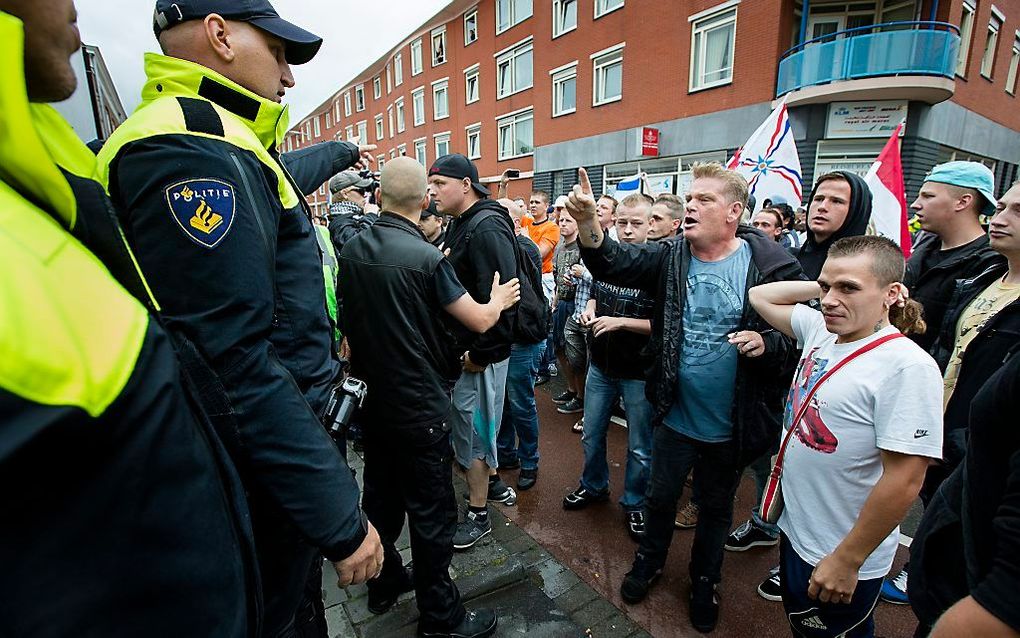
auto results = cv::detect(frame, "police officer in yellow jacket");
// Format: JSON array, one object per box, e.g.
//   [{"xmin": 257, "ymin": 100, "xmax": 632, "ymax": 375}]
[
  {"xmin": 95, "ymin": 1, "xmax": 384, "ymax": 636},
  {"xmin": 0, "ymin": 1, "xmax": 261, "ymax": 635}
]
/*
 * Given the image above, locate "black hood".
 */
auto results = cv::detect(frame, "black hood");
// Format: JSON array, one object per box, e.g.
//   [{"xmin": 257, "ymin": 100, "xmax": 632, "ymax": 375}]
[
  {"xmin": 449, "ymin": 198, "xmax": 514, "ymax": 235},
  {"xmin": 797, "ymin": 171, "xmax": 872, "ymax": 279}
]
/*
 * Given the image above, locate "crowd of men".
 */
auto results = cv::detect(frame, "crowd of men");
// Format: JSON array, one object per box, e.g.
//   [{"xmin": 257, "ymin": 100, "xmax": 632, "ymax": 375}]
[{"xmin": 2, "ymin": 1, "xmax": 1019, "ymax": 638}]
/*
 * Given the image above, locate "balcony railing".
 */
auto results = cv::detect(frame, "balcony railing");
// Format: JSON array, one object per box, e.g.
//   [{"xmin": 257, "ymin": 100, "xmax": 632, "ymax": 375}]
[{"xmin": 776, "ymin": 21, "xmax": 960, "ymax": 98}]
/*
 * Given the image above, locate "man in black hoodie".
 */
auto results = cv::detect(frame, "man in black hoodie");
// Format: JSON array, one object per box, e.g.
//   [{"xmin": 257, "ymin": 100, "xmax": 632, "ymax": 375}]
[
  {"xmin": 795, "ymin": 171, "xmax": 873, "ymax": 280},
  {"xmin": 428, "ymin": 155, "xmax": 520, "ymax": 551}
]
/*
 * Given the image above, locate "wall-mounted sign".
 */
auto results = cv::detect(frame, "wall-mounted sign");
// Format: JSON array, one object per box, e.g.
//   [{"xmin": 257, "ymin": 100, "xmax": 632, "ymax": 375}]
[
  {"xmin": 826, "ymin": 101, "xmax": 908, "ymax": 139},
  {"xmin": 640, "ymin": 127, "xmax": 660, "ymax": 156}
]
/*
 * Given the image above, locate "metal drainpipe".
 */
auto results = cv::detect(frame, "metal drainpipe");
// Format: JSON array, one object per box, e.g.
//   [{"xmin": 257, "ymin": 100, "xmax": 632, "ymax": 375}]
[
  {"xmin": 799, "ymin": 0, "xmax": 810, "ymax": 47},
  {"xmin": 929, "ymin": 0, "xmax": 940, "ymax": 23}
]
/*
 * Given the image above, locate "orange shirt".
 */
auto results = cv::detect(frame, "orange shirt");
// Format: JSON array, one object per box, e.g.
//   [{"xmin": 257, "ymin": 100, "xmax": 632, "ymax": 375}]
[{"xmin": 522, "ymin": 216, "xmax": 560, "ymax": 274}]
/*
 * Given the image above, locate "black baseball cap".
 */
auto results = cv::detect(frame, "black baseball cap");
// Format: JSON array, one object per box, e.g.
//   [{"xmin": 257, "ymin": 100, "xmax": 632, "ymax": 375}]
[
  {"xmin": 428, "ymin": 154, "xmax": 490, "ymax": 197},
  {"xmin": 153, "ymin": 0, "xmax": 323, "ymax": 65}
]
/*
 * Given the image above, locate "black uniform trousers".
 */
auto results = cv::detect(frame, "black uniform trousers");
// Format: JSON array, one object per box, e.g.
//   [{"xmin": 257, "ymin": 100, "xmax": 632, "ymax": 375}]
[{"xmin": 362, "ymin": 420, "xmax": 465, "ymax": 630}]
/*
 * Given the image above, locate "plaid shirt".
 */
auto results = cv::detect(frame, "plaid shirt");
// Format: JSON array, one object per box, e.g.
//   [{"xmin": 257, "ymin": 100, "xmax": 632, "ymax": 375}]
[{"xmin": 571, "ymin": 268, "xmax": 594, "ymax": 320}]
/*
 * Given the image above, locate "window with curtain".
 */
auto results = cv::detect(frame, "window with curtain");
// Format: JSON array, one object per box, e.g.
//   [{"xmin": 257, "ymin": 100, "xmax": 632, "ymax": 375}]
[
  {"xmin": 433, "ymin": 81, "xmax": 449, "ymax": 119},
  {"xmin": 690, "ymin": 7, "xmax": 736, "ymax": 91},
  {"xmin": 412, "ymin": 88, "xmax": 425, "ymax": 126},
  {"xmin": 410, "ymin": 39, "xmax": 423, "ymax": 75},
  {"xmin": 496, "ymin": 41, "xmax": 533, "ymax": 98},
  {"xmin": 497, "ymin": 109, "xmax": 533, "ymax": 159},
  {"xmin": 464, "ymin": 10, "xmax": 478, "ymax": 45},
  {"xmin": 466, "ymin": 125, "xmax": 481, "ymax": 159},
  {"xmin": 435, "ymin": 134, "xmax": 451, "ymax": 158}
]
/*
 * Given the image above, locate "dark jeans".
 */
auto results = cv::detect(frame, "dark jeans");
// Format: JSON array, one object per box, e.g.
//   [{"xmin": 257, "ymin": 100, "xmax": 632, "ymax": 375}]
[
  {"xmin": 639, "ymin": 426, "xmax": 742, "ymax": 583},
  {"xmin": 362, "ymin": 423, "xmax": 464, "ymax": 630},
  {"xmin": 497, "ymin": 341, "xmax": 546, "ymax": 470}
]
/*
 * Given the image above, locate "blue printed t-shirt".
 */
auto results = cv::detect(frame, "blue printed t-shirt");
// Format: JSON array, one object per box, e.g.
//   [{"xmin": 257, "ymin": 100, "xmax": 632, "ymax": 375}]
[{"xmin": 663, "ymin": 239, "xmax": 751, "ymax": 442}]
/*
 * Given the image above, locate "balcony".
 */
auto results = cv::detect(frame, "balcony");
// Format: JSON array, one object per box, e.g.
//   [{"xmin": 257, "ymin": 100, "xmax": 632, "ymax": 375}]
[{"xmin": 776, "ymin": 21, "xmax": 960, "ymax": 106}]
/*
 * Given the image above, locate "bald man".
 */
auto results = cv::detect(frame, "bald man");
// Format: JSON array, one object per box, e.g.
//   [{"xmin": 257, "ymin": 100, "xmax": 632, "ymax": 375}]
[{"xmin": 338, "ymin": 158, "xmax": 516, "ymax": 638}]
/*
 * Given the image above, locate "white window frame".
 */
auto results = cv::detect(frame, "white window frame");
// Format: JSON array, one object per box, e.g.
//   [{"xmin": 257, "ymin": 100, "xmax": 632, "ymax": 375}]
[
  {"xmin": 412, "ymin": 87, "xmax": 426, "ymax": 126},
  {"xmin": 553, "ymin": 0, "xmax": 578, "ymax": 37},
  {"xmin": 394, "ymin": 52, "xmax": 404, "ymax": 86},
  {"xmin": 398, "ymin": 143, "xmax": 407, "ymax": 157},
  {"xmin": 357, "ymin": 121, "xmax": 368, "ymax": 145},
  {"xmin": 334, "ymin": 99, "xmax": 341, "ymax": 124},
  {"xmin": 373, "ymin": 76, "xmax": 382, "ymax": 99},
  {"xmin": 395, "ymin": 97, "xmax": 406, "ymax": 133},
  {"xmin": 495, "ymin": 37, "xmax": 534, "ymax": 99},
  {"xmin": 464, "ymin": 64, "xmax": 481, "ymax": 104},
  {"xmin": 410, "ymin": 39, "xmax": 424, "ymax": 76},
  {"xmin": 434, "ymin": 132, "xmax": 451, "ymax": 159},
  {"xmin": 464, "ymin": 9, "xmax": 479, "ymax": 45},
  {"xmin": 377, "ymin": 154, "xmax": 385, "ymax": 168},
  {"xmin": 591, "ymin": 43, "xmax": 624, "ymax": 106},
  {"xmin": 414, "ymin": 137, "xmax": 428, "ymax": 166},
  {"xmin": 390, "ymin": 149, "xmax": 397, "ymax": 160},
  {"xmin": 343, "ymin": 91, "xmax": 352, "ymax": 117},
  {"xmin": 496, "ymin": 0, "xmax": 533, "ymax": 34},
  {"xmin": 595, "ymin": 0, "xmax": 624, "ymax": 19},
  {"xmin": 958, "ymin": 0, "xmax": 976, "ymax": 76},
  {"xmin": 355, "ymin": 84, "xmax": 366, "ymax": 112},
  {"xmin": 1007, "ymin": 33, "xmax": 1020, "ymax": 95},
  {"xmin": 466, "ymin": 123, "xmax": 482, "ymax": 159},
  {"xmin": 496, "ymin": 106, "xmax": 534, "ymax": 160},
  {"xmin": 345, "ymin": 125, "xmax": 355, "ymax": 141},
  {"xmin": 313, "ymin": 115, "xmax": 321, "ymax": 137},
  {"xmin": 325, "ymin": 111, "xmax": 332, "ymax": 129},
  {"xmin": 550, "ymin": 61, "xmax": 578, "ymax": 116},
  {"xmin": 432, "ymin": 27, "xmax": 447, "ymax": 66},
  {"xmin": 981, "ymin": 10, "xmax": 1003, "ymax": 78},
  {"xmin": 375, "ymin": 114, "xmax": 385, "ymax": 141},
  {"xmin": 303, "ymin": 121, "xmax": 310, "ymax": 141},
  {"xmin": 689, "ymin": 4, "xmax": 738, "ymax": 92},
  {"xmin": 386, "ymin": 64, "xmax": 392, "ymax": 93},
  {"xmin": 432, "ymin": 78, "xmax": 450, "ymax": 120},
  {"xmin": 387, "ymin": 105, "xmax": 395, "ymax": 139}
]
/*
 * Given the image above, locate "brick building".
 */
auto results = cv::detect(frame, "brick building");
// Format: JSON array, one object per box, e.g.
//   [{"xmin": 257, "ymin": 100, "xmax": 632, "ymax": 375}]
[{"xmin": 289, "ymin": 0, "xmax": 1020, "ymax": 215}]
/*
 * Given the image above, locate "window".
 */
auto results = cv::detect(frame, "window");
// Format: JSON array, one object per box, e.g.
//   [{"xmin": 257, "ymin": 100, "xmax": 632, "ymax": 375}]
[
  {"xmin": 464, "ymin": 9, "xmax": 478, "ymax": 45},
  {"xmin": 325, "ymin": 112, "xmax": 332, "ymax": 129},
  {"xmin": 410, "ymin": 39, "xmax": 423, "ymax": 75},
  {"xmin": 466, "ymin": 123, "xmax": 482, "ymax": 159},
  {"xmin": 286, "ymin": 136, "xmax": 293, "ymax": 152},
  {"xmin": 496, "ymin": 39, "xmax": 533, "ymax": 98},
  {"xmin": 345, "ymin": 125, "xmax": 354, "ymax": 141},
  {"xmin": 690, "ymin": 7, "xmax": 737, "ymax": 91},
  {"xmin": 592, "ymin": 44, "xmax": 624, "ymax": 105},
  {"xmin": 981, "ymin": 10, "xmax": 1004, "ymax": 78},
  {"xmin": 396, "ymin": 98, "xmax": 406, "ymax": 132},
  {"xmin": 377, "ymin": 154, "xmax": 385, "ymax": 168},
  {"xmin": 414, "ymin": 138, "xmax": 427, "ymax": 166},
  {"xmin": 496, "ymin": 0, "xmax": 532, "ymax": 34},
  {"xmin": 1007, "ymin": 34, "xmax": 1020, "ymax": 95},
  {"xmin": 375, "ymin": 114, "xmax": 384, "ymax": 140},
  {"xmin": 433, "ymin": 79, "xmax": 449, "ymax": 119},
  {"xmin": 553, "ymin": 0, "xmax": 577, "ymax": 37},
  {"xmin": 551, "ymin": 63, "xmax": 577, "ymax": 116},
  {"xmin": 390, "ymin": 149, "xmax": 397, "ymax": 160},
  {"xmin": 464, "ymin": 64, "xmax": 480, "ymax": 103},
  {"xmin": 394, "ymin": 52, "xmax": 404, "ymax": 86},
  {"xmin": 398, "ymin": 143, "xmax": 407, "ymax": 156},
  {"xmin": 313, "ymin": 115, "xmax": 321, "ymax": 137},
  {"xmin": 497, "ymin": 108, "xmax": 533, "ymax": 159},
  {"xmin": 357, "ymin": 121, "xmax": 368, "ymax": 145},
  {"xmin": 412, "ymin": 87, "xmax": 426, "ymax": 126},
  {"xmin": 303, "ymin": 121, "xmax": 310, "ymax": 141},
  {"xmin": 435, "ymin": 133, "xmax": 451, "ymax": 159},
  {"xmin": 595, "ymin": 0, "xmax": 624, "ymax": 18},
  {"xmin": 386, "ymin": 64, "xmax": 392, "ymax": 93},
  {"xmin": 355, "ymin": 85, "xmax": 365, "ymax": 111},
  {"xmin": 373, "ymin": 76, "xmax": 382, "ymax": 99},
  {"xmin": 432, "ymin": 28, "xmax": 447, "ymax": 66},
  {"xmin": 334, "ymin": 99, "xmax": 341, "ymax": 123},
  {"xmin": 387, "ymin": 106, "xmax": 394, "ymax": 138},
  {"xmin": 957, "ymin": 1, "xmax": 976, "ymax": 75},
  {"xmin": 343, "ymin": 91, "xmax": 352, "ymax": 117}
]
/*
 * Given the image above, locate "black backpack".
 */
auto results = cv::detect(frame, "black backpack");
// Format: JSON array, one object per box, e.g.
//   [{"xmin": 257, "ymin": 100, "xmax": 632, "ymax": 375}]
[{"xmin": 460, "ymin": 210, "xmax": 550, "ymax": 345}]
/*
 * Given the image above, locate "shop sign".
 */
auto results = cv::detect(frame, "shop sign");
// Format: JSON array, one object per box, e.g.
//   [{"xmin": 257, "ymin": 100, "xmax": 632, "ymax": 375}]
[
  {"xmin": 826, "ymin": 101, "xmax": 908, "ymax": 139},
  {"xmin": 640, "ymin": 127, "xmax": 660, "ymax": 156}
]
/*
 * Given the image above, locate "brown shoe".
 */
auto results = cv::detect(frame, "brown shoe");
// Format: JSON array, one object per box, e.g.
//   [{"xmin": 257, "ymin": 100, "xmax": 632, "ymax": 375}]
[{"xmin": 674, "ymin": 501, "xmax": 698, "ymax": 529}]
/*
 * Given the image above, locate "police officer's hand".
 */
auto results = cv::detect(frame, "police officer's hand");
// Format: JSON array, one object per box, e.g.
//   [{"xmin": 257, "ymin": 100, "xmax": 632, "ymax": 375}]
[
  {"xmin": 489, "ymin": 271, "xmax": 521, "ymax": 311},
  {"xmin": 353, "ymin": 145, "xmax": 378, "ymax": 170},
  {"xmin": 333, "ymin": 521, "xmax": 384, "ymax": 587}
]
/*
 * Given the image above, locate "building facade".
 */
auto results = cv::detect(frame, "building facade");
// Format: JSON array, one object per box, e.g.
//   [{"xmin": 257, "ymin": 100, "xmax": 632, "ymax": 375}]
[
  {"xmin": 54, "ymin": 44, "xmax": 127, "ymax": 144},
  {"xmin": 291, "ymin": 0, "xmax": 1020, "ymax": 215}
]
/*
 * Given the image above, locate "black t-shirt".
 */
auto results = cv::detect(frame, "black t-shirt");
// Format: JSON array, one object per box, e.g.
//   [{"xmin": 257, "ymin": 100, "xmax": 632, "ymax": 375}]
[
  {"xmin": 919, "ymin": 235, "xmax": 985, "ymax": 274},
  {"xmin": 433, "ymin": 257, "xmax": 467, "ymax": 306}
]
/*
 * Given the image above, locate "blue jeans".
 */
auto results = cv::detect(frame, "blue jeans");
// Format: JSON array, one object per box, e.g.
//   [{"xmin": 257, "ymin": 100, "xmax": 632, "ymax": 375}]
[
  {"xmin": 749, "ymin": 449, "xmax": 781, "ymax": 537},
  {"xmin": 579, "ymin": 363, "xmax": 653, "ymax": 510},
  {"xmin": 497, "ymin": 342, "xmax": 545, "ymax": 470}
]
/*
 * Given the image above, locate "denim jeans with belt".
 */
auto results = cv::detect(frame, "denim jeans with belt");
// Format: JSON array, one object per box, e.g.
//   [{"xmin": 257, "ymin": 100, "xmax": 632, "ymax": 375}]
[
  {"xmin": 579, "ymin": 363, "xmax": 653, "ymax": 511},
  {"xmin": 497, "ymin": 341, "xmax": 546, "ymax": 470}
]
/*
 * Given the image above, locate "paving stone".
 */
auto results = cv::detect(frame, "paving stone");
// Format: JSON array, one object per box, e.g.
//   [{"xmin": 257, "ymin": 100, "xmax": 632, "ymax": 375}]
[
  {"xmin": 572, "ymin": 598, "xmax": 619, "ymax": 630},
  {"xmin": 324, "ymin": 604, "xmax": 357, "ymax": 638},
  {"xmin": 589, "ymin": 612, "xmax": 640, "ymax": 638},
  {"xmin": 533, "ymin": 558, "xmax": 580, "ymax": 598},
  {"xmin": 551, "ymin": 580, "xmax": 601, "ymax": 615}
]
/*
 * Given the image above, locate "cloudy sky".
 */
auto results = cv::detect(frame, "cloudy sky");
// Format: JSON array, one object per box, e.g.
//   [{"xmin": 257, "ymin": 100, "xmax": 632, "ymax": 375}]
[{"xmin": 75, "ymin": 0, "xmax": 449, "ymax": 121}]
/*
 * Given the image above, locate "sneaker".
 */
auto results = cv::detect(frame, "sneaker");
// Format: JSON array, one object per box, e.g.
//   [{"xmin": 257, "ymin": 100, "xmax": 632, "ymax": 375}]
[
  {"xmin": 690, "ymin": 576, "xmax": 720, "ymax": 633},
  {"xmin": 880, "ymin": 568, "xmax": 910, "ymax": 605},
  {"xmin": 674, "ymin": 501, "xmax": 699, "ymax": 529},
  {"xmin": 534, "ymin": 373, "xmax": 550, "ymax": 386},
  {"xmin": 517, "ymin": 467, "xmax": 538, "ymax": 491},
  {"xmin": 487, "ymin": 479, "xmax": 517, "ymax": 506},
  {"xmin": 562, "ymin": 486, "xmax": 609, "ymax": 510},
  {"xmin": 725, "ymin": 520, "xmax": 780, "ymax": 552},
  {"xmin": 620, "ymin": 554, "xmax": 663, "ymax": 604},
  {"xmin": 548, "ymin": 363, "xmax": 558, "ymax": 376},
  {"xmin": 556, "ymin": 397, "xmax": 584, "ymax": 414},
  {"xmin": 757, "ymin": 566, "xmax": 782, "ymax": 601},
  {"xmin": 453, "ymin": 511, "xmax": 491, "ymax": 550},
  {"xmin": 626, "ymin": 510, "xmax": 647, "ymax": 542},
  {"xmin": 368, "ymin": 564, "xmax": 415, "ymax": 614},
  {"xmin": 552, "ymin": 390, "xmax": 577, "ymax": 405},
  {"xmin": 418, "ymin": 608, "xmax": 497, "ymax": 638}
]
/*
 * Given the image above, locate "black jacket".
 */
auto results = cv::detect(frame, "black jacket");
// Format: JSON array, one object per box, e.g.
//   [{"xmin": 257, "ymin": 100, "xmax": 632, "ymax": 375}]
[
  {"xmin": 904, "ymin": 232, "xmax": 1004, "ymax": 358},
  {"xmin": 444, "ymin": 199, "xmax": 519, "ymax": 365},
  {"xmin": 796, "ymin": 171, "xmax": 873, "ymax": 280},
  {"xmin": 580, "ymin": 226, "xmax": 806, "ymax": 466},
  {"xmin": 339, "ymin": 213, "xmax": 460, "ymax": 427},
  {"xmin": 910, "ymin": 344, "xmax": 1020, "ymax": 633}
]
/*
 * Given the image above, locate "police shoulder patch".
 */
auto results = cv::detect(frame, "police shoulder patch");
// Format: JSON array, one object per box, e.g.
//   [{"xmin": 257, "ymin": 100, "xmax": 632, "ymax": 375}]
[{"xmin": 164, "ymin": 178, "xmax": 236, "ymax": 249}]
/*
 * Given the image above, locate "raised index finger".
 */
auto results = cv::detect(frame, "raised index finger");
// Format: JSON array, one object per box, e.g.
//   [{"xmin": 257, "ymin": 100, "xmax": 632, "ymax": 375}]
[{"xmin": 578, "ymin": 167, "xmax": 592, "ymax": 196}]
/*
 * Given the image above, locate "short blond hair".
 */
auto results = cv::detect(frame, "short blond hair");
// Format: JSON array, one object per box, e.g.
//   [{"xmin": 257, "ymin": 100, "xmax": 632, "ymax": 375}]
[
  {"xmin": 691, "ymin": 162, "xmax": 749, "ymax": 207},
  {"xmin": 653, "ymin": 194, "xmax": 684, "ymax": 220}
]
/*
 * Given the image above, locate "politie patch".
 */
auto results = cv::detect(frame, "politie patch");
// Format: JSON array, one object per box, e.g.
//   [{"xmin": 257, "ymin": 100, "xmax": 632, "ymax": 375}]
[{"xmin": 164, "ymin": 178, "xmax": 236, "ymax": 249}]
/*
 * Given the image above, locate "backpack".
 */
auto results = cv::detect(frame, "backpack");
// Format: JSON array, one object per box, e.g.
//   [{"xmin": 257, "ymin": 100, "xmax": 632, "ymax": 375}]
[
  {"xmin": 328, "ymin": 212, "xmax": 376, "ymax": 257},
  {"xmin": 460, "ymin": 209, "xmax": 550, "ymax": 345}
]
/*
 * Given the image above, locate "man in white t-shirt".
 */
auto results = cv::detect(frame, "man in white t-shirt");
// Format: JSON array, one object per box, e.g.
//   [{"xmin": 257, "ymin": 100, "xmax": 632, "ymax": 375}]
[{"xmin": 749, "ymin": 235, "xmax": 943, "ymax": 637}]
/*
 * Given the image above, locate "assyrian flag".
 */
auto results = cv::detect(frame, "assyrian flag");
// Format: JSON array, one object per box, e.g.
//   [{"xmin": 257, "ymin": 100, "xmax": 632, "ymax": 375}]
[
  {"xmin": 864, "ymin": 122, "xmax": 911, "ymax": 258},
  {"xmin": 727, "ymin": 100, "xmax": 803, "ymax": 214},
  {"xmin": 614, "ymin": 172, "xmax": 647, "ymax": 196}
]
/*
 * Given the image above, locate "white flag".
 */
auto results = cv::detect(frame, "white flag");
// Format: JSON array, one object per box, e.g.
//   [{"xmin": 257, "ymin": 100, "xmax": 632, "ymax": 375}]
[{"xmin": 727, "ymin": 101, "xmax": 803, "ymax": 214}]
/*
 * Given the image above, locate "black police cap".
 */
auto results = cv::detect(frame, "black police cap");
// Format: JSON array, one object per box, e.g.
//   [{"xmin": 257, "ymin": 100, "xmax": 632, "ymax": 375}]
[{"xmin": 153, "ymin": 0, "xmax": 323, "ymax": 65}]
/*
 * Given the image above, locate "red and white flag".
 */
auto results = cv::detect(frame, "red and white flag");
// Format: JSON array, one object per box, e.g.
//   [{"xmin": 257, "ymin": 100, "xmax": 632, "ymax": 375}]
[
  {"xmin": 863, "ymin": 122, "xmax": 911, "ymax": 258},
  {"xmin": 727, "ymin": 98, "xmax": 803, "ymax": 214}
]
